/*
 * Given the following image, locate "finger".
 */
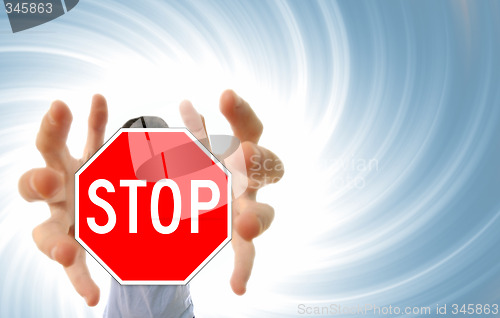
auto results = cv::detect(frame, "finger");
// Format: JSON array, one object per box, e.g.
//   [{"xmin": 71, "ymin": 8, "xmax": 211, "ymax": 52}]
[
  {"xmin": 64, "ymin": 250, "xmax": 100, "ymax": 306},
  {"xmin": 84, "ymin": 94, "xmax": 108, "ymax": 158},
  {"xmin": 219, "ymin": 90, "xmax": 263, "ymax": 144},
  {"xmin": 36, "ymin": 100, "xmax": 73, "ymax": 169},
  {"xmin": 32, "ymin": 213, "xmax": 79, "ymax": 267},
  {"xmin": 179, "ymin": 100, "xmax": 211, "ymax": 151},
  {"xmin": 223, "ymin": 143, "xmax": 248, "ymax": 199},
  {"xmin": 242, "ymin": 141, "xmax": 284, "ymax": 192},
  {"xmin": 18, "ymin": 168, "xmax": 65, "ymax": 203},
  {"xmin": 234, "ymin": 198, "xmax": 275, "ymax": 241},
  {"xmin": 230, "ymin": 231, "xmax": 255, "ymax": 295}
]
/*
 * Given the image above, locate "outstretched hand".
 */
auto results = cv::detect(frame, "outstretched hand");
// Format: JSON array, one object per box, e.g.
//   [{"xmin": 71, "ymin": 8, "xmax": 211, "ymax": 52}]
[
  {"xmin": 180, "ymin": 90, "xmax": 283, "ymax": 295},
  {"xmin": 18, "ymin": 95, "xmax": 108, "ymax": 306},
  {"xmin": 18, "ymin": 90, "xmax": 283, "ymax": 307}
]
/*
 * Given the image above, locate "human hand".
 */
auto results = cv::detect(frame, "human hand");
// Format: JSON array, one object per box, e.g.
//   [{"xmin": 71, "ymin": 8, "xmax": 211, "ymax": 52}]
[
  {"xmin": 18, "ymin": 95, "xmax": 108, "ymax": 306},
  {"xmin": 180, "ymin": 90, "xmax": 284, "ymax": 295}
]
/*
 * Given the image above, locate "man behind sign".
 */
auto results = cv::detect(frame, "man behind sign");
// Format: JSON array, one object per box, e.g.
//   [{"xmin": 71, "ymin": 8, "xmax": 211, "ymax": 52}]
[{"xmin": 18, "ymin": 90, "xmax": 284, "ymax": 317}]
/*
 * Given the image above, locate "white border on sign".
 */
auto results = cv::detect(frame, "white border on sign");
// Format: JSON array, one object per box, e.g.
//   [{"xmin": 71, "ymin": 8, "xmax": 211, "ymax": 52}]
[{"xmin": 75, "ymin": 128, "xmax": 232, "ymax": 285}]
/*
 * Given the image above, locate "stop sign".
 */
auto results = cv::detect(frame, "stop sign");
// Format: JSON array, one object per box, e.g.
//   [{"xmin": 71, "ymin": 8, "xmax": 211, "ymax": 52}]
[{"xmin": 75, "ymin": 128, "xmax": 231, "ymax": 285}]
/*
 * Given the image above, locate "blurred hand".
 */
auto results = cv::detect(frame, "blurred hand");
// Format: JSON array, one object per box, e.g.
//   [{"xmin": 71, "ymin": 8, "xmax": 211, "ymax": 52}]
[
  {"xmin": 18, "ymin": 95, "xmax": 108, "ymax": 306},
  {"xmin": 180, "ymin": 90, "xmax": 283, "ymax": 295}
]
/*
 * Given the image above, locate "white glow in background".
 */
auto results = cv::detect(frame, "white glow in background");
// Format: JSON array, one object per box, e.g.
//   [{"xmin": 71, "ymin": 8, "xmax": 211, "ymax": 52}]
[{"xmin": 1, "ymin": 0, "xmax": 500, "ymax": 317}]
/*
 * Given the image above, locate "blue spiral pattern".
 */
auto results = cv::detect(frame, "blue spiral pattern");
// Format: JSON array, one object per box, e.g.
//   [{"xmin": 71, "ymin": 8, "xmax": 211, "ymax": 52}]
[{"xmin": 1, "ymin": 1, "xmax": 499, "ymax": 317}]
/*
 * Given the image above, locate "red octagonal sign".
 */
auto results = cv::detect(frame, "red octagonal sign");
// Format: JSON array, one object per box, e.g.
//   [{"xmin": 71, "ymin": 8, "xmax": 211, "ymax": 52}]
[{"xmin": 75, "ymin": 128, "xmax": 231, "ymax": 284}]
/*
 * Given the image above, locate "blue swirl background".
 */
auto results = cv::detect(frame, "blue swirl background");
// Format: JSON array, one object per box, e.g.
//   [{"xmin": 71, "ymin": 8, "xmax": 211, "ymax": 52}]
[{"xmin": 1, "ymin": 0, "xmax": 499, "ymax": 317}]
